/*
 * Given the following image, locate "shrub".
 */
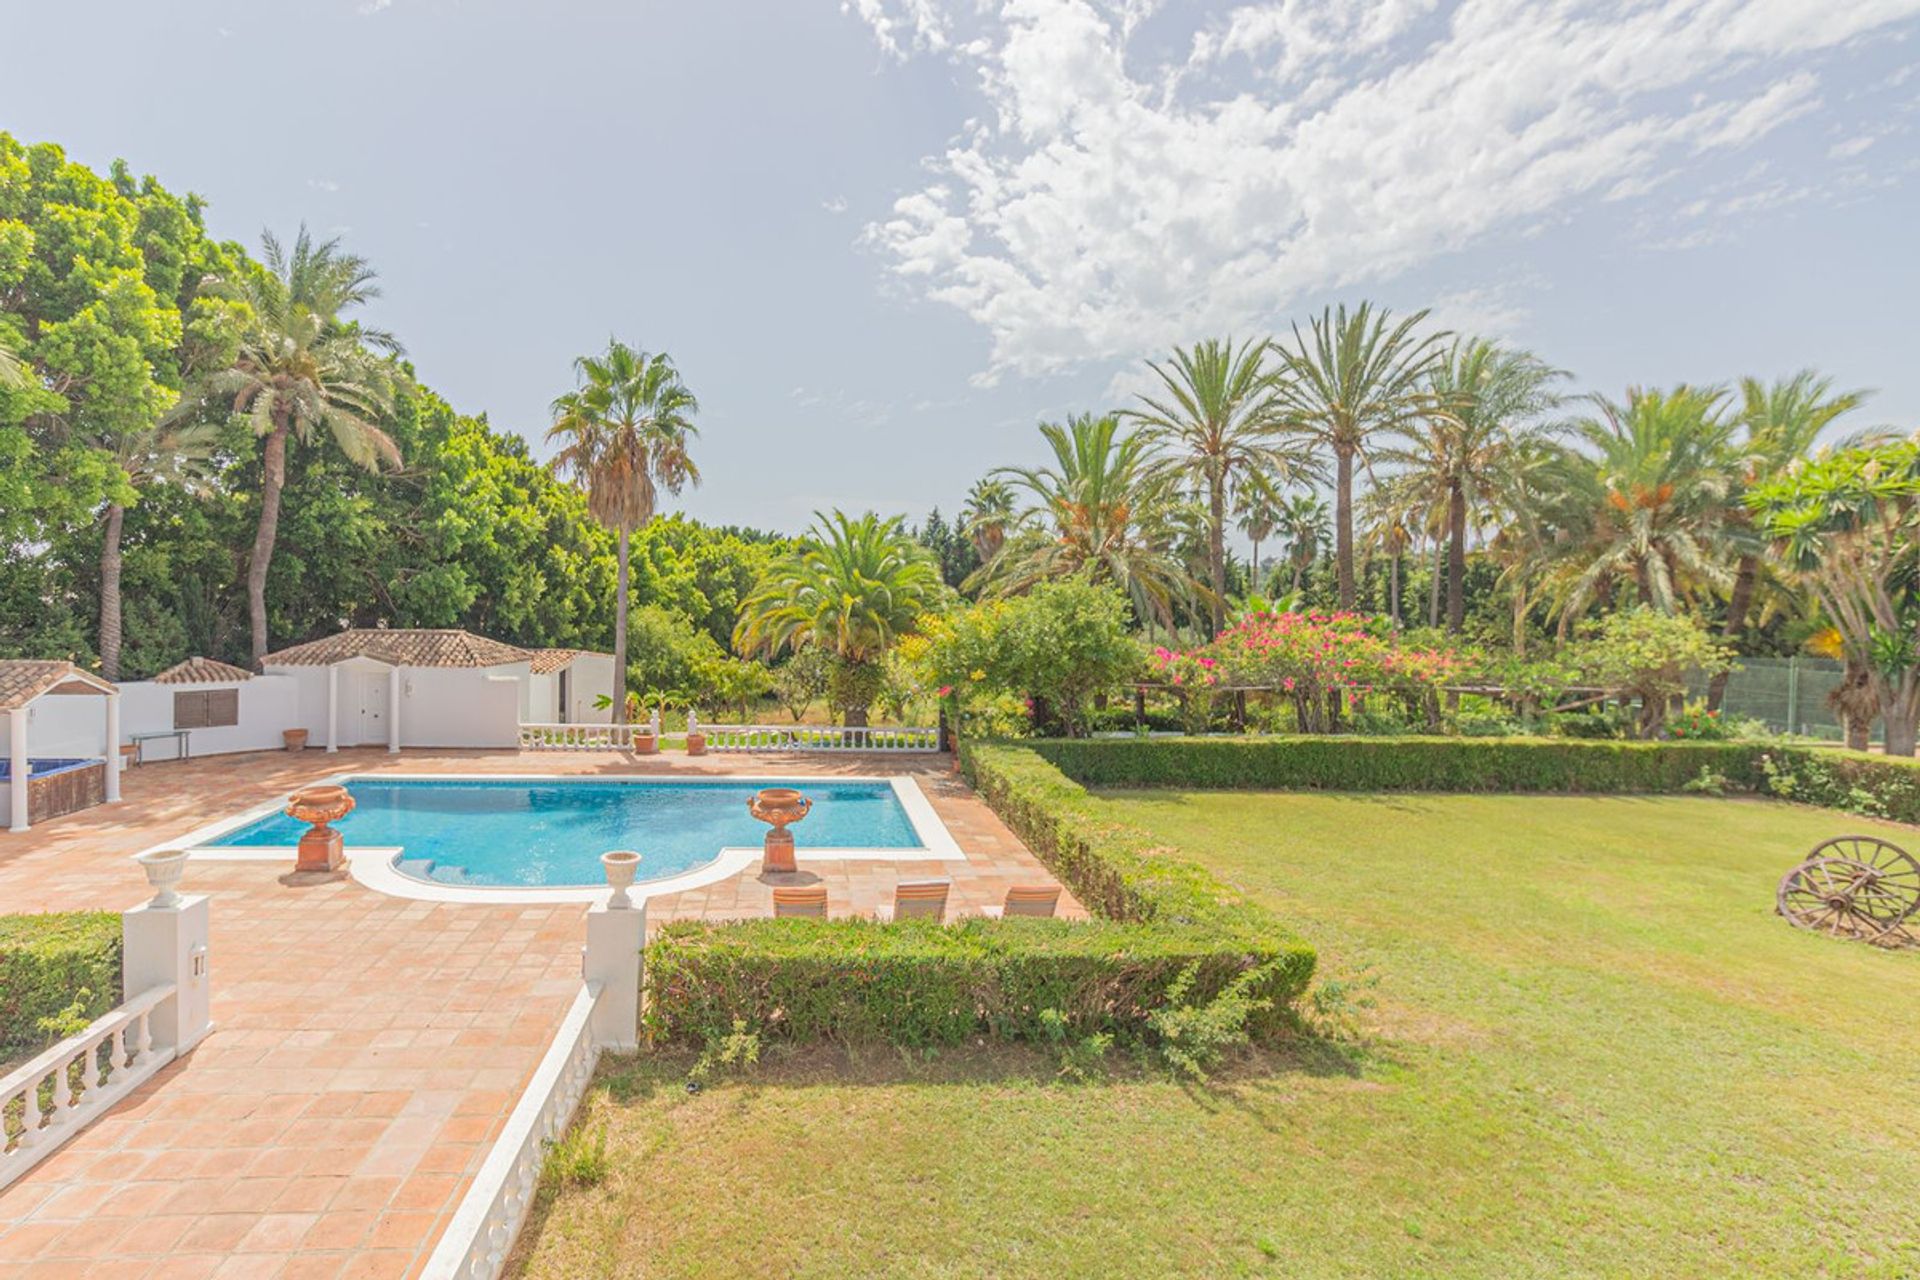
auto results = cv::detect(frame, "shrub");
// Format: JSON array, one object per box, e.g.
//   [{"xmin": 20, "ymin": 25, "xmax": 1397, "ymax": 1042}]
[
  {"xmin": 1569, "ymin": 609, "xmax": 1736, "ymax": 738},
  {"xmin": 0, "ymin": 913, "xmax": 121, "ymax": 1060},
  {"xmin": 643, "ymin": 744, "xmax": 1316, "ymax": 1050}
]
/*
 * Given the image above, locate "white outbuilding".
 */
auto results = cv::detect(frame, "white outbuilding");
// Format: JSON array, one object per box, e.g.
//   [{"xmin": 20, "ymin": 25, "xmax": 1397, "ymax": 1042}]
[{"xmin": 0, "ymin": 660, "xmax": 121, "ymax": 833}]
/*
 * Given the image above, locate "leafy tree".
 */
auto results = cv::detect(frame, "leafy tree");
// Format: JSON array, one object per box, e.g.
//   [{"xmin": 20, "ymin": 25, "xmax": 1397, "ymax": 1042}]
[
  {"xmin": 915, "ymin": 507, "xmax": 978, "ymax": 588},
  {"xmin": 1570, "ymin": 607, "xmax": 1735, "ymax": 739},
  {"xmin": 974, "ymin": 414, "xmax": 1195, "ymax": 628},
  {"xmin": 1126, "ymin": 337, "xmax": 1305, "ymax": 634},
  {"xmin": 1269, "ymin": 303, "xmax": 1448, "ymax": 609},
  {"xmin": 734, "ymin": 510, "xmax": 944, "ymax": 726},
  {"xmin": 176, "ymin": 225, "xmax": 406, "ymax": 667},
  {"xmin": 771, "ymin": 644, "xmax": 832, "ymax": 722},
  {"xmin": 547, "ymin": 341, "xmax": 701, "ymax": 723}
]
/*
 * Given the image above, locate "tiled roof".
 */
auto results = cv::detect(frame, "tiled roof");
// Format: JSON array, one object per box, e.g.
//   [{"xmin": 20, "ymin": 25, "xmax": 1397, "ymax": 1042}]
[
  {"xmin": 150, "ymin": 656, "xmax": 255, "ymax": 685},
  {"xmin": 0, "ymin": 660, "xmax": 116, "ymax": 711},
  {"xmin": 527, "ymin": 648, "xmax": 611, "ymax": 674},
  {"xmin": 260, "ymin": 629, "xmax": 534, "ymax": 670}
]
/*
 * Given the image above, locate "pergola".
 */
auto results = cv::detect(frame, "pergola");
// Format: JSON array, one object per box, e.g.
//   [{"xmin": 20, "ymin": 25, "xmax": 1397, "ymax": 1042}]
[{"xmin": 0, "ymin": 660, "xmax": 122, "ymax": 833}]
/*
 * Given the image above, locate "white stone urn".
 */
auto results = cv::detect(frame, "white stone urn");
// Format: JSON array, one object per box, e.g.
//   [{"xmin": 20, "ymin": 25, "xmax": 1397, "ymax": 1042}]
[
  {"xmin": 601, "ymin": 849, "xmax": 642, "ymax": 910},
  {"xmin": 135, "ymin": 848, "xmax": 190, "ymax": 909}
]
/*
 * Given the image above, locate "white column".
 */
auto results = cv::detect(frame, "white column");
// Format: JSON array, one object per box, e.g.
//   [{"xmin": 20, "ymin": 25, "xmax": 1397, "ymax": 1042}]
[
  {"xmin": 104, "ymin": 692, "xmax": 122, "ymax": 802},
  {"xmin": 388, "ymin": 666, "xmax": 402, "ymax": 754},
  {"xmin": 7, "ymin": 709, "xmax": 27, "ymax": 833},
  {"xmin": 584, "ymin": 902, "xmax": 645, "ymax": 1051},
  {"xmin": 123, "ymin": 892, "xmax": 213, "ymax": 1056},
  {"xmin": 326, "ymin": 665, "xmax": 339, "ymax": 753}
]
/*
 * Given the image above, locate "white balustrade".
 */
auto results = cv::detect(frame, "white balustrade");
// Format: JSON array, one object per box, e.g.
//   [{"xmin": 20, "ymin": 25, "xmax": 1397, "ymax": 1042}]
[
  {"xmin": 516, "ymin": 723, "xmax": 637, "ymax": 751},
  {"xmin": 697, "ymin": 723, "xmax": 938, "ymax": 753}
]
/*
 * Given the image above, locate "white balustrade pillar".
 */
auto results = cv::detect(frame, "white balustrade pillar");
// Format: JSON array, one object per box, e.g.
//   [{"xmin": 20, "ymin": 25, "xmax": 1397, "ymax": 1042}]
[
  {"xmin": 583, "ymin": 902, "xmax": 645, "ymax": 1052},
  {"xmin": 7, "ymin": 709, "xmax": 27, "ymax": 833},
  {"xmin": 388, "ymin": 666, "xmax": 402, "ymax": 754},
  {"xmin": 326, "ymin": 665, "xmax": 339, "ymax": 753},
  {"xmin": 123, "ymin": 888, "xmax": 213, "ymax": 1057},
  {"xmin": 104, "ymin": 692, "xmax": 122, "ymax": 802}
]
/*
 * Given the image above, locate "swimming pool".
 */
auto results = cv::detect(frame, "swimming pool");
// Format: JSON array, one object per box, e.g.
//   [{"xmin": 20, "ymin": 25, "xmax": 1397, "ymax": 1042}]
[{"xmin": 205, "ymin": 777, "xmax": 928, "ymax": 887}]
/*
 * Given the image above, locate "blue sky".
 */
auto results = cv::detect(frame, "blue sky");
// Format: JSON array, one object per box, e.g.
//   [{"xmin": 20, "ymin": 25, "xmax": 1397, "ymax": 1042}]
[{"xmin": 4, "ymin": 0, "xmax": 1917, "ymax": 541}]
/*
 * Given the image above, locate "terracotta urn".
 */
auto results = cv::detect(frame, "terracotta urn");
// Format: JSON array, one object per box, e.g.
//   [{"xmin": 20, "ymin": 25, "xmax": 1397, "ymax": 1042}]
[
  {"xmin": 747, "ymin": 787, "xmax": 812, "ymax": 874},
  {"xmin": 283, "ymin": 728, "xmax": 310, "ymax": 752},
  {"xmin": 601, "ymin": 849, "xmax": 641, "ymax": 910},
  {"xmin": 286, "ymin": 784, "xmax": 355, "ymax": 873},
  {"xmin": 685, "ymin": 731, "xmax": 706, "ymax": 756},
  {"xmin": 634, "ymin": 731, "xmax": 658, "ymax": 756}
]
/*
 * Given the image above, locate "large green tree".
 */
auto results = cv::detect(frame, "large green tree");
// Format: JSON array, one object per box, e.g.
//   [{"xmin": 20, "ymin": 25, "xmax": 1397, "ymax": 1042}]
[{"xmin": 547, "ymin": 342, "xmax": 701, "ymax": 724}]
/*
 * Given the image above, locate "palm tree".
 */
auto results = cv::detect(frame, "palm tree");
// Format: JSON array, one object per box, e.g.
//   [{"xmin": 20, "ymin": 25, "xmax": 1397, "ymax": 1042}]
[
  {"xmin": 547, "ymin": 342, "xmax": 701, "ymax": 725},
  {"xmin": 1705, "ymin": 371, "xmax": 1868, "ymax": 708},
  {"xmin": 959, "ymin": 476, "xmax": 1016, "ymax": 562},
  {"xmin": 1272, "ymin": 492, "xmax": 1331, "ymax": 593},
  {"xmin": 1269, "ymin": 303, "xmax": 1448, "ymax": 609},
  {"xmin": 1125, "ymin": 338, "xmax": 1305, "ymax": 633},
  {"xmin": 95, "ymin": 419, "xmax": 219, "ymax": 679},
  {"xmin": 0, "ymin": 329, "xmax": 26, "ymax": 389},
  {"xmin": 971, "ymin": 413, "xmax": 1196, "ymax": 627},
  {"xmin": 1549, "ymin": 385, "xmax": 1737, "ymax": 622},
  {"xmin": 1378, "ymin": 339, "xmax": 1566, "ymax": 632},
  {"xmin": 734, "ymin": 511, "xmax": 943, "ymax": 726},
  {"xmin": 1234, "ymin": 474, "xmax": 1286, "ymax": 593},
  {"xmin": 182, "ymin": 226, "xmax": 404, "ymax": 668}
]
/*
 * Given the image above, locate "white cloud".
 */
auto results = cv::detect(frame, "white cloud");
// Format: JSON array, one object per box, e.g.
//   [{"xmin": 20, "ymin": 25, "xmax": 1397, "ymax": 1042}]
[
  {"xmin": 307, "ymin": 178, "xmax": 341, "ymax": 193},
  {"xmin": 1829, "ymin": 133, "xmax": 1877, "ymax": 158},
  {"xmin": 823, "ymin": 194, "xmax": 851, "ymax": 213},
  {"xmin": 847, "ymin": 0, "xmax": 1920, "ymax": 380}
]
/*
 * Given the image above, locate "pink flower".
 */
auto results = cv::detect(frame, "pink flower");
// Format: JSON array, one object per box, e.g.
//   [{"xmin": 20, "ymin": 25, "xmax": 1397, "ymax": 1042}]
[{"xmin": 936, "ymin": 685, "xmax": 953, "ymax": 698}]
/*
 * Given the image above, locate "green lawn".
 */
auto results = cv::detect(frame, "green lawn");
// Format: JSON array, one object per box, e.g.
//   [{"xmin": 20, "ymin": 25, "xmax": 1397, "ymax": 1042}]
[{"xmin": 512, "ymin": 794, "xmax": 1920, "ymax": 1279}]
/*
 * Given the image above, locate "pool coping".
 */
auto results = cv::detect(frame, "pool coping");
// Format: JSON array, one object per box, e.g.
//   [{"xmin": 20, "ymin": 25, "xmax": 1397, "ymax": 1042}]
[{"xmin": 136, "ymin": 771, "xmax": 967, "ymax": 905}]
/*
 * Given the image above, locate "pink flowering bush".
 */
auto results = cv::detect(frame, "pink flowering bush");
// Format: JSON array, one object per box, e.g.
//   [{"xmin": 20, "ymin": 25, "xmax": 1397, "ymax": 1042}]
[{"xmin": 1149, "ymin": 646, "xmax": 1224, "ymax": 734}]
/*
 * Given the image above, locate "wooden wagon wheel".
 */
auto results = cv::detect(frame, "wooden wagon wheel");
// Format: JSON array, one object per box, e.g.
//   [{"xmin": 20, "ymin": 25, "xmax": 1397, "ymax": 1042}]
[
  {"xmin": 1778, "ymin": 859, "xmax": 1919, "ymax": 943},
  {"xmin": 1801, "ymin": 836, "xmax": 1920, "ymax": 931}
]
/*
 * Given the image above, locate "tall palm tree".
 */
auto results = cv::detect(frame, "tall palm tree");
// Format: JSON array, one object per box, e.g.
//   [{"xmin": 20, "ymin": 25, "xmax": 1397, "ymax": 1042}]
[
  {"xmin": 1234, "ymin": 474, "xmax": 1286, "ymax": 593},
  {"xmin": 959, "ymin": 476, "xmax": 1016, "ymax": 562},
  {"xmin": 971, "ymin": 413, "xmax": 1196, "ymax": 627},
  {"xmin": 547, "ymin": 342, "xmax": 701, "ymax": 725},
  {"xmin": 1549, "ymin": 385, "xmax": 1738, "ymax": 622},
  {"xmin": 734, "ymin": 510, "xmax": 943, "ymax": 726},
  {"xmin": 1378, "ymin": 339, "xmax": 1566, "ymax": 632},
  {"xmin": 181, "ymin": 226, "xmax": 404, "ymax": 668},
  {"xmin": 1269, "ymin": 303, "xmax": 1448, "ymax": 609},
  {"xmin": 1125, "ymin": 337, "xmax": 1305, "ymax": 633},
  {"xmin": 1705, "ymin": 371, "xmax": 1868, "ymax": 708},
  {"xmin": 1272, "ymin": 492, "xmax": 1331, "ymax": 594},
  {"xmin": 94, "ymin": 419, "xmax": 219, "ymax": 679}
]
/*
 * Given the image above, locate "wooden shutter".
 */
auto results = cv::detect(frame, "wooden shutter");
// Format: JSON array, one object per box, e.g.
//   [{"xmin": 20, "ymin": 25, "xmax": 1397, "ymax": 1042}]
[
  {"xmin": 208, "ymin": 688, "xmax": 239, "ymax": 727},
  {"xmin": 173, "ymin": 691, "xmax": 208, "ymax": 729}
]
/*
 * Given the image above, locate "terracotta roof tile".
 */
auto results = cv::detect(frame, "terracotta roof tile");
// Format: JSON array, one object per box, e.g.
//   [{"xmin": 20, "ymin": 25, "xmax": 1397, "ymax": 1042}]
[
  {"xmin": 527, "ymin": 648, "xmax": 612, "ymax": 673},
  {"xmin": 0, "ymin": 660, "xmax": 116, "ymax": 711},
  {"xmin": 150, "ymin": 656, "xmax": 255, "ymax": 685},
  {"xmin": 260, "ymin": 629, "xmax": 534, "ymax": 670}
]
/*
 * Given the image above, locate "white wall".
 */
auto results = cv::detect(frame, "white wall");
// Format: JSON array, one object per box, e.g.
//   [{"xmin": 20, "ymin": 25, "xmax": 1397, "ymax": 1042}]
[
  {"xmin": 397, "ymin": 665, "xmax": 525, "ymax": 748},
  {"xmin": 26, "ymin": 677, "xmax": 304, "ymax": 762},
  {"xmin": 565, "ymin": 654, "xmax": 616, "ymax": 723},
  {"xmin": 525, "ymin": 672, "xmax": 558, "ymax": 724}
]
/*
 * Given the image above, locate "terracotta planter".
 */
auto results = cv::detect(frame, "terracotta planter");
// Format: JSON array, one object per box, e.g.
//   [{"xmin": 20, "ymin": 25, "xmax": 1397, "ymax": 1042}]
[
  {"xmin": 747, "ymin": 787, "xmax": 812, "ymax": 874},
  {"xmin": 283, "ymin": 728, "xmax": 310, "ymax": 752},
  {"xmin": 287, "ymin": 784, "xmax": 355, "ymax": 873},
  {"xmin": 685, "ymin": 732, "xmax": 706, "ymax": 756},
  {"xmin": 634, "ymin": 732, "xmax": 658, "ymax": 756}
]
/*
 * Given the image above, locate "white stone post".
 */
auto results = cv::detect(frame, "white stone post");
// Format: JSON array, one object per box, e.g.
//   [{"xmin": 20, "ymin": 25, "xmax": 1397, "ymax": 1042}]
[
  {"xmin": 8, "ymin": 708, "xmax": 28, "ymax": 833},
  {"xmin": 649, "ymin": 708, "xmax": 661, "ymax": 742},
  {"xmin": 123, "ymin": 884, "xmax": 213, "ymax": 1057},
  {"xmin": 388, "ymin": 666, "xmax": 402, "ymax": 754},
  {"xmin": 104, "ymin": 691, "xmax": 122, "ymax": 802},
  {"xmin": 326, "ymin": 665, "xmax": 339, "ymax": 753},
  {"xmin": 584, "ymin": 852, "xmax": 645, "ymax": 1051}
]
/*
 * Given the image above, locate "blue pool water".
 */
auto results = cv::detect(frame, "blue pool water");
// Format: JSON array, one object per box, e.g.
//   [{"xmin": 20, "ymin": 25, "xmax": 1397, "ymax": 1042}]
[{"xmin": 208, "ymin": 778, "xmax": 922, "ymax": 887}]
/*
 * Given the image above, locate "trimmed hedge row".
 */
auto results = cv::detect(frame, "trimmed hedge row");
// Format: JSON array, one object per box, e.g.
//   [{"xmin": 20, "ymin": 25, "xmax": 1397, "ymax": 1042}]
[
  {"xmin": 1751, "ymin": 747, "xmax": 1920, "ymax": 825},
  {"xmin": 642, "ymin": 745, "xmax": 1317, "ymax": 1048},
  {"xmin": 0, "ymin": 912, "xmax": 121, "ymax": 1061},
  {"xmin": 1031, "ymin": 736, "xmax": 1774, "ymax": 794}
]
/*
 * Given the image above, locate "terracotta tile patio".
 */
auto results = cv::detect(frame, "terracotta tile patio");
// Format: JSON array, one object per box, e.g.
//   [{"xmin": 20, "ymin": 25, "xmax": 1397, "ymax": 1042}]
[{"xmin": 0, "ymin": 747, "xmax": 1076, "ymax": 1278}]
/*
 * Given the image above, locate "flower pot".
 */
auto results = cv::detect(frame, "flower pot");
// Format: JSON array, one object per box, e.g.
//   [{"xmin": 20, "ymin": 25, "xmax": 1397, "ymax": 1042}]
[
  {"xmin": 283, "ymin": 728, "xmax": 310, "ymax": 752},
  {"xmin": 601, "ymin": 849, "xmax": 642, "ymax": 909},
  {"xmin": 135, "ymin": 848, "xmax": 190, "ymax": 908},
  {"xmin": 685, "ymin": 732, "xmax": 706, "ymax": 756},
  {"xmin": 286, "ymin": 784, "xmax": 355, "ymax": 873},
  {"xmin": 747, "ymin": 787, "xmax": 812, "ymax": 874},
  {"xmin": 635, "ymin": 732, "xmax": 658, "ymax": 756}
]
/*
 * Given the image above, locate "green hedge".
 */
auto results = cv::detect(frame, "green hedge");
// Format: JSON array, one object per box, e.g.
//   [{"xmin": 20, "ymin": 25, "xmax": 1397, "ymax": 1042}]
[
  {"xmin": 0, "ymin": 913, "xmax": 121, "ymax": 1061},
  {"xmin": 1031, "ymin": 736, "xmax": 1772, "ymax": 794},
  {"xmin": 643, "ymin": 745, "xmax": 1316, "ymax": 1049},
  {"xmin": 1750, "ymin": 747, "xmax": 1920, "ymax": 824}
]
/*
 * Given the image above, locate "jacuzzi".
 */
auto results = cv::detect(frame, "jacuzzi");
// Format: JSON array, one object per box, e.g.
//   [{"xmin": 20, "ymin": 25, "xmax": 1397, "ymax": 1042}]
[{"xmin": 0, "ymin": 757, "xmax": 107, "ymax": 828}]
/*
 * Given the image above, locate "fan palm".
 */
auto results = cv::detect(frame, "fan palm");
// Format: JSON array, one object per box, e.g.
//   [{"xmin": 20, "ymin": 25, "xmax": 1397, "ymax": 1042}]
[
  {"xmin": 547, "ymin": 342, "xmax": 701, "ymax": 724},
  {"xmin": 1549, "ymin": 385, "xmax": 1738, "ymax": 622},
  {"xmin": 959, "ymin": 476, "xmax": 1017, "ymax": 562},
  {"xmin": 0, "ymin": 329, "xmax": 26, "ymax": 389},
  {"xmin": 733, "ymin": 510, "xmax": 944, "ymax": 725},
  {"xmin": 1378, "ymin": 339, "xmax": 1566, "ymax": 632},
  {"xmin": 1234, "ymin": 474, "xmax": 1286, "ymax": 592},
  {"xmin": 971, "ymin": 413, "xmax": 1196, "ymax": 628},
  {"xmin": 181, "ymin": 226, "xmax": 405, "ymax": 668},
  {"xmin": 1125, "ymin": 337, "xmax": 1306, "ymax": 633},
  {"xmin": 1272, "ymin": 492, "xmax": 1332, "ymax": 594},
  {"xmin": 1269, "ymin": 303, "xmax": 1448, "ymax": 608}
]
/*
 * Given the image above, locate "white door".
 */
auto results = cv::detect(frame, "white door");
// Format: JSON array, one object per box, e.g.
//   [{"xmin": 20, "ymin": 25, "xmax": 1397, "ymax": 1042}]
[{"xmin": 358, "ymin": 673, "xmax": 389, "ymax": 745}]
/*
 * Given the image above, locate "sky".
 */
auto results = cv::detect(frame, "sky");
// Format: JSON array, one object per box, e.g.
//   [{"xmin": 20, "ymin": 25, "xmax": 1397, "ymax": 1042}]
[{"xmin": 4, "ymin": 0, "xmax": 1918, "ymax": 544}]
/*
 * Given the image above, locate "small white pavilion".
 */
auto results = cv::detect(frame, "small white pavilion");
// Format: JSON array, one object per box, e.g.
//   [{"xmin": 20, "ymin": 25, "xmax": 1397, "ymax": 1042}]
[{"xmin": 0, "ymin": 660, "xmax": 121, "ymax": 833}]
